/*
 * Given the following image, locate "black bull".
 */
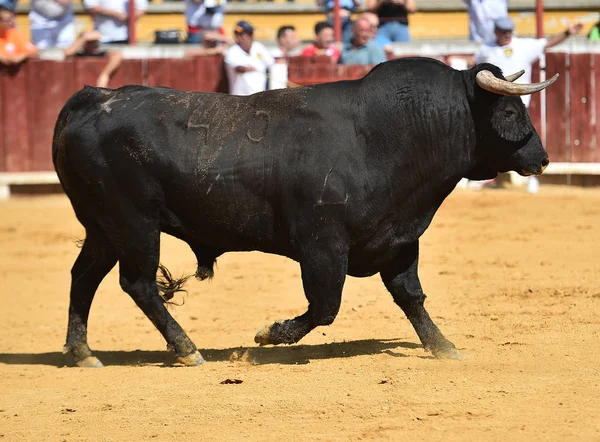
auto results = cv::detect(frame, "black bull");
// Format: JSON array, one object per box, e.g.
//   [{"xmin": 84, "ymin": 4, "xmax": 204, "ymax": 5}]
[{"xmin": 52, "ymin": 58, "xmax": 551, "ymax": 367}]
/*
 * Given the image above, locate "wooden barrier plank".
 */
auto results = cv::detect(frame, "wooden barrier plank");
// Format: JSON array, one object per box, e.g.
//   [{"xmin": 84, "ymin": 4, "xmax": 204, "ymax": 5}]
[
  {"xmin": 74, "ymin": 57, "xmax": 106, "ymax": 88},
  {"xmin": 195, "ymin": 55, "xmax": 228, "ymax": 93},
  {"xmin": 594, "ymin": 54, "xmax": 600, "ymax": 163},
  {"xmin": 0, "ymin": 64, "xmax": 31, "ymax": 172},
  {"xmin": 108, "ymin": 59, "xmax": 144, "ymax": 89},
  {"xmin": 569, "ymin": 53, "xmax": 595, "ymax": 162},
  {"xmin": 545, "ymin": 52, "xmax": 569, "ymax": 163},
  {"xmin": 147, "ymin": 58, "xmax": 197, "ymax": 90},
  {"xmin": 528, "ymin": 61, "xmax": 542, "ymax": 138},
  {"xmin": 0, "ymin": 66, "xmax": 5, "ymax": 172},
  {"xmin": 26, "ymin": 59, "xmax": 76, "ymax": 171}
]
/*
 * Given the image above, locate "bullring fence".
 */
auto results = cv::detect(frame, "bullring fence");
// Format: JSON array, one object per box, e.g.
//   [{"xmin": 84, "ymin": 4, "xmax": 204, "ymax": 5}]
[{"xmin": 0, "ymin": 52, "xmax": 598, "ymax": 192}]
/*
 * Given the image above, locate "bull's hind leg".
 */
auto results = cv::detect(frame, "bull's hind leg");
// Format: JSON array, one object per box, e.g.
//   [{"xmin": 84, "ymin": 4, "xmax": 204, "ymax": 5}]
[
  {"xmin": 255, "ymin": 240, "xmax": 348, "ymax": 346},
  {"xmin": 64, "ymin": 227, "xmax": 117, "ymax": 367},
  {"xmin": 380, "ymin": 241, "xmax": 461, "ymax": 359},
  {"xmin": 117, "ymin": 217, "xmax": 204, "ymax": 366}
]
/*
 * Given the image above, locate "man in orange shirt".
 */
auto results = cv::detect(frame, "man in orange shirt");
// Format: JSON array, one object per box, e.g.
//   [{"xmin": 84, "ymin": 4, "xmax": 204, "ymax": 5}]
[{"xmin": 0, "ymin": 5, "xmax": 38, "ymax": 66}]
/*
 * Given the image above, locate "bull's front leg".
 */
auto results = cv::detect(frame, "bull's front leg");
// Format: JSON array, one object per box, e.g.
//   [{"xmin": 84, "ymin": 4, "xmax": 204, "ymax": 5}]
[
  {"xmin": 381, "ymin": 241, "xmax": 462, "ymax": 359},
  {"xmin": 255, "ymin": 237, "xmax": 348, "ymax": 346}
]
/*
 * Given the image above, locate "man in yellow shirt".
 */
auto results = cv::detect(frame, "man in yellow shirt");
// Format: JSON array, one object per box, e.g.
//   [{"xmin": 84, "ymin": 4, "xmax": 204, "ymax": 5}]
[{"xmin": 0, "ymin": 5, "xmax": 38, "ymax": 65}]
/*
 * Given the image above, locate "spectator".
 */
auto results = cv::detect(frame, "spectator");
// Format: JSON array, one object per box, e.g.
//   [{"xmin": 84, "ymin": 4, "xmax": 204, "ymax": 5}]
[
  {"xmin": 224, "ymin": 20, "xmax": 274, "ymax": 96},
  {"xmin": 462, "ymin": 0, "xmax": 507, "ymax": 43},
  {"xmin": 367, "ymin": 0, "xmax": 416, "ymax": 43},
  {"xmin": 301, "ymin": 21, "xmax": 341, "ymax": 62},
  {"xmin": 83, "ymin": 0, "xmax": 147, "ymax": 44},
  {"xmin": 475, "ymin": 17, "xmax": 582, "ymax": 107},
  {"xmin": 0, "ymin": 5, "xmax": 37, "ymax": 65},
  {"xmin": 474, "ymin": 16, "xmax": 583, "ymax": 192},
  {"xmin": 29, "ymin": 0, "xmax": 75, "ymax": 49},
  {"xmin": 63, "ymin": 30, "xmax": 122, "ymax": 87},
  {"xmin": 184, "ymin": 0, "xmax": 226, "ymax": 44},
  {"xmin": 358, "ymin": 11, "xmax": 393, "ymax": 54},
  {"xmin": 339, "ymin": 17, "xmax": 387, "ymax": 65},
  {"xmin": 317, "ymin": 0, "xmax": 360, "ymax": 44},
  {"xmin": 272, "ymin": 25, "xmax": 299, "ymax": 58}
]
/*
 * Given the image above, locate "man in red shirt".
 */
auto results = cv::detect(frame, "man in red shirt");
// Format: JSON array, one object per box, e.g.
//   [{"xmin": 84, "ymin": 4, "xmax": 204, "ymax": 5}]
[
  {"xmin": 301, "ymin": 21, "xmax": 341, "ymax": 63},
  {"xmin": 0, "ymin": 5, "xmax": 38, "ymax": 65}
]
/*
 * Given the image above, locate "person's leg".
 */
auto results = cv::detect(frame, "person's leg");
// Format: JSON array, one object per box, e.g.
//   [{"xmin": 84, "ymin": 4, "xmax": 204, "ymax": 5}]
[
  {"xmin": 396, "ymin": 22, "xmax": 411, "ymax": 42},
  {"xmin": 376, "ymin": 22, "xmax": 394, "ymax": 44},
  {"xmin": 30, "ymin": 27, "xmax": 52, "ymax": 50},
  {"xmin": 185, "ymin": 30, "xmax": 202, "ymax": 44}
]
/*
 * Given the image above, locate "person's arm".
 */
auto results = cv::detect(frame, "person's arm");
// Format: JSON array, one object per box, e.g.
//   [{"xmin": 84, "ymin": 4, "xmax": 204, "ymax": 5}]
[
  {"xmin": 96, "ymin": 51, "xmax": 122, "ymax": 87},
  {"xmin": 545, "ymin": 22, "xmax": 583, "ymax": 49},
  {"xmin": 134, "ymin": 0, "xmax": 147, "ymax": 19},
  {"xmin": 234, "ymin": 65, "xmax": 256, "ymax": 73},
  {"xmin": 404, "ymin": 0, "xmax": 416, "ymax": 13},
  {"xmin": 185, "ymin": 46, "xmax": 226, "ymax": 57},
  {"xmin": 63, "ymin": 33, "xmax": 87, "ymax": 57},
  {"xmin": 366, "ymin": 0, "xmax": 386, "ymax": 12}
]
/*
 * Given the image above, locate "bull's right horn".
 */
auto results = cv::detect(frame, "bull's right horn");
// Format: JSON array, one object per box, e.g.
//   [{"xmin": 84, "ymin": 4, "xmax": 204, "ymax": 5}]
[
  {"xmin": 476, "ymin": 70, "xmax": 559, "ymax": 96},
  {"xmin": 505, "ymin": 70, "xmax": 525, "ymax": 82}
]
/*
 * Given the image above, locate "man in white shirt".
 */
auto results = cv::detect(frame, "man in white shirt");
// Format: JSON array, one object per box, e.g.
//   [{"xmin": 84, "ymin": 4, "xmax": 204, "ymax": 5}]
[
  {"xmin": 224, "ymin": 20, "xmax": 275, "ymax": 96},
  {"xmin": 474, "ymin": 16, "xmax": 582, "ymax": 107},
  {"xmin": 83, "ymin": 0, "xmax": 147, "ymax": 44},
  {"xmin": 462, "ymin": 0, "xmax": 507, "ymax": 43}
]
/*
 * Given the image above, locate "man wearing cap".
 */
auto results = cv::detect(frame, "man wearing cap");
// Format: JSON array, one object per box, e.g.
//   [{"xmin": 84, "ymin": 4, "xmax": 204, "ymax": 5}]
[
  {"xmin": 224, "ymin": 20, "xmax": 275, "ymax": 96},
  {"xmin": 475, "ymin": 16, "xmax": 582, "ymax": 108}
]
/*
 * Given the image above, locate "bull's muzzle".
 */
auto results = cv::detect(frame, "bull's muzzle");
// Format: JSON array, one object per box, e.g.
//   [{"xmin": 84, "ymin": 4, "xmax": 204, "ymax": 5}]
[{"xmin": 521, "ymin": 157, "xmax": 549, "ymax": 176}]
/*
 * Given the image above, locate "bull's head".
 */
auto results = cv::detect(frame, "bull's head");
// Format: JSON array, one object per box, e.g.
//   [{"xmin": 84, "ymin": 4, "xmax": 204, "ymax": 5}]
[{"xmin": 465, "ymin": 65, "xmax": 555, "ymax": 180}]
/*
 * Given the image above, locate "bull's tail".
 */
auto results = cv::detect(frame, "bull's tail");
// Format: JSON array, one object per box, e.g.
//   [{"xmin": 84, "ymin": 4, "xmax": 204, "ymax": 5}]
[{"xmin": 156, "ymin": 264, "xmax": 194, "ymax": 305}]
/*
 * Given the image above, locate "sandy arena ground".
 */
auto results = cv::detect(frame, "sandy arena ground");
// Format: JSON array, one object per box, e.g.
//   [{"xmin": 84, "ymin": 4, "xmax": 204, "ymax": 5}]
[{"xmin": 0, "ymin": 186, "xmax": 599, "ymax": 441}]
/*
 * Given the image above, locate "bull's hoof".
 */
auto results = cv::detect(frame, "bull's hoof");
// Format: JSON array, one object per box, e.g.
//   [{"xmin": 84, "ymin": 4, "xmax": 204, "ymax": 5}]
[
  {"xmin": 431, "ymin": 346, "xmax": 464, "ymax": 360},
  {"xmin": 254, "ymin": 323, "xmax": 275, "ymax": 346},
  {"xmin": 176, "ymin": 351, "xmax": 206, "ymax": 366},
  {"xmin": 76, "ymin": 356, "xmax": 104, "ymax": 368},
  {"xmin": 254, "ymin": 321, "xmax": 297, "ymax": 346}
]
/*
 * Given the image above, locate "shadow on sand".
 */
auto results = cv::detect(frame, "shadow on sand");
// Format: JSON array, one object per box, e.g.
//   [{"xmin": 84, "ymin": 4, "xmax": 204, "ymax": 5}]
[{"xmin": 0, "ymin": 338, "xmax": 429, "ymax": 367}]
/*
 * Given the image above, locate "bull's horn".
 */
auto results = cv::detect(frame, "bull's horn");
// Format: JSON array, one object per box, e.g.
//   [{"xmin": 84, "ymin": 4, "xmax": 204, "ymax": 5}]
[
  {"xmin": 505, "ymin": 70, "xmax": 525, "ymax": 82},
  {"xmin": 476, "ymin": 70, "xmax": 559, "ymax": 96}
]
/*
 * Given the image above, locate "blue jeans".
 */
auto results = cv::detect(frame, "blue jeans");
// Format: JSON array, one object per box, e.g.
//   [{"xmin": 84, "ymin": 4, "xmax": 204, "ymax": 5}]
[
  {"xmin": 377, "ymin": 21, "xmax": 411, "ymax": 43},
  {"xmin": 186, "ymin": 32, "xmax": 202, "ymax": 44}
]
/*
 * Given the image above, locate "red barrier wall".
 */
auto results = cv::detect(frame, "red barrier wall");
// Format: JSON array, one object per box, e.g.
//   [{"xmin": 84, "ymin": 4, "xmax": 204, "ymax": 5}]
[{"xmin": 0, "ymin": 53, "xmax": 597, "ymax": 173}]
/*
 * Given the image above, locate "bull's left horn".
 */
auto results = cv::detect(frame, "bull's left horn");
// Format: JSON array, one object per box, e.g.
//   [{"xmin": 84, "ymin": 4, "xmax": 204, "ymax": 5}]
[
  {"xmin": 476, "ymin": 70, "xmax": 559, "ymax": 96},
  {"xmin": 505, "ymin": 70, "xmax": 525, "ymax": 82}
]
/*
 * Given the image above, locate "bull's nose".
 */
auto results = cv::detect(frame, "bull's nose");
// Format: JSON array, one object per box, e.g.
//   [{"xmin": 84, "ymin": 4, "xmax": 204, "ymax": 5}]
[{"xmin": 541, "ymin": 157, "xmax": 550, "ymax": 173}]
